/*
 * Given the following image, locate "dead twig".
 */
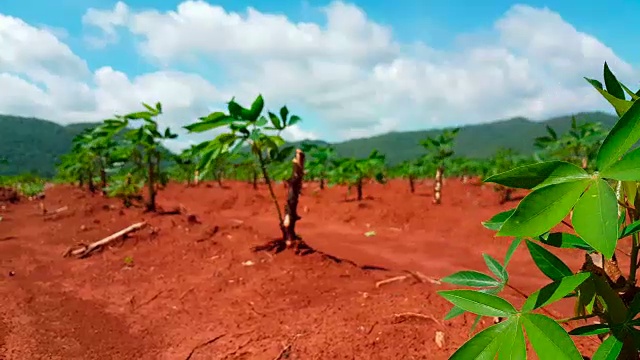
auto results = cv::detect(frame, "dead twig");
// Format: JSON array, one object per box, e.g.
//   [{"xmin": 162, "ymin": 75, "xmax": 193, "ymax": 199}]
[
  {"xmin": 135, "ymin": 290, "xmax": 164, "ymax": 309},
  {"xmin": 391, "ymin": 312, "xmax": 443, "ymax": 327},
  {"xmin": 405, "ymin": 270, "xmax": 441, "ymax": 284},
  {"xmin": 63, "ymin": 221, "xmax": 146, "ymax": 258},
  {"xmin": 273, "ymin": 343, "xmax": 292, "ymax": 360},
  {"xmin": 375, "ymin": 275, "xmax": 408, "ymax": 288},
  {"xmin": 185, "ymin": 334, "xmax": 226, "ymax": 360}
]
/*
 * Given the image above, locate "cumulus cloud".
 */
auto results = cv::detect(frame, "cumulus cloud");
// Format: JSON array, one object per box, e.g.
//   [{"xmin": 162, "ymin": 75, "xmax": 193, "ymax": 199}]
[{"xmin": 0, "ymin": 1, "xmax": 637, "ymax": 151}]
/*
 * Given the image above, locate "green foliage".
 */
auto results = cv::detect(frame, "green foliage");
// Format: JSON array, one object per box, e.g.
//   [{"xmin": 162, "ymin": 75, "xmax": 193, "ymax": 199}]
[
  {"xmin": 442, "ymin": 63, "xmax": 640, "ymax": 359},
  {"xmin": 534, "ymin": 116, "xmax": 607, "ymax": 169},
  {"xmin": 328, "ymin": 150, "xmax": 386, "ymax": 200},
  {"xmin": 301, "ymin": 143, "xmax": 337, "ymax": 188},
  {"xmin": 420, "ymin": 128, "xmax": 460, "ymax": 165},
  {"xmin": 185, "ymin": 95, "xmax": 300, "ymax": 234}
]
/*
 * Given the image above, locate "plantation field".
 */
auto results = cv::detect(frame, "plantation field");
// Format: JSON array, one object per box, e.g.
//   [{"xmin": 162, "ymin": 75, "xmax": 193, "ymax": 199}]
[{"xmin": 0, "ymin": 179, "xmax": 603, "ymax": 359}]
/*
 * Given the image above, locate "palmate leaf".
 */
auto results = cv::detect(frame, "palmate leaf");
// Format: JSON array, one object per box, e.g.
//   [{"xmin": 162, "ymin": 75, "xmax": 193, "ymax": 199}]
[
  {"xmin": 440, "ymin": 271, "xmax": 501, "ymax": 288},
  {"xmin": 438, "ymin": 290, "xmax": 517, "ymax": 317},
  {"xmin": 599, "ymin": 146, "xmax": 640, "ymax": 181},
  {"xmin": 482, "ymin": 209, "xmax": 516, "ymax": 231},
  {"xmin": 483, "ymin": 254, "xmax": 508, "ymax": 282},
  {"xmin": 537, "ymin": 232, "xmax": 593, "ymax": 251},
  {"xmin": 525, "ymin": 240, "xmax": 572, "ymax": 281},
  {"xmin": 444, "ymin": 287, "xmax": 500, "ymax": 320},
  {"xmin": 497, "ymin": 180, "xmax": 590, "ymax": 238},
  {"xmin": 591, "ymin": 334, "xmax": 624, "ymax": 360},
  {"xmin": 521, "ymin": 313, "xmax": 582, "ymax": 359},
  {"xmin": 572, "ymin": 179, "xmax": 619, "ymax": 259},
  {"xmin": 521, "ymin": 273, "xmax": 591, "ymax": 312},
  {"xmin": 449, "ymin": 319, "xmax": 512, "ymax": 359},
  {"xmin": 497, "ymin": 318, "xmax": 526, "ymax": 360},
  {"xmin": 596, "ymin": 97, "xmax": 640, "ymax": 170},
  {"xmin": 484, "ymin": 161, "xmax": 589, "ymax": 190},
  {"xmin": 585, "ymin": 77, "xmax": 633, "ymax": 117}
]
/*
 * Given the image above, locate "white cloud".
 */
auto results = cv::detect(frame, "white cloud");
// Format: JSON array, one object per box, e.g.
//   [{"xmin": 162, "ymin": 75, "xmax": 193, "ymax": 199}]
[{"xmin": 0, "ymin": 1, "xmax": 637, "ymax": 152}]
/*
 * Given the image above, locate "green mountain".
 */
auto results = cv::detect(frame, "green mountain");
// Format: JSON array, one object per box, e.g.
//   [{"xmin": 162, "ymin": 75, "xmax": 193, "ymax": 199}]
[
  {"xmin": 328, "ymin": 111, "xmax": 618, "ymax": 165},
  {"xmin": 0, "ymin": 111, "xmax": 618, "ymax": 177}
]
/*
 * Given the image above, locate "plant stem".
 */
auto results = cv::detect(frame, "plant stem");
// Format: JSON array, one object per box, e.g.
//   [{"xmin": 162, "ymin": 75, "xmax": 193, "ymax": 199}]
[
  {"xmin": 557, "ymin": 313, "xmax": 599, "ymax": 323},
  {"xmin": 256, "ymin": 149, "xmax": 284, "ymax": 230},
  {"xmin": 630, "ymin": 230, "xmax": 639, "ymax": 286}
]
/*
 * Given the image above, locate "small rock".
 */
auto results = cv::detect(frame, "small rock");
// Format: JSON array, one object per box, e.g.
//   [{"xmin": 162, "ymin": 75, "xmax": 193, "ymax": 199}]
[
  {"xmin": 435, "ymin": 331, "xmax": 445, "ymax": 348},
  {"xmin": 242, "ymin": 260, "xmax": 255, "ymax": 266},
  {"xmin": 8, "ymin": 271, "xmax": 15, "ymax": 277}
]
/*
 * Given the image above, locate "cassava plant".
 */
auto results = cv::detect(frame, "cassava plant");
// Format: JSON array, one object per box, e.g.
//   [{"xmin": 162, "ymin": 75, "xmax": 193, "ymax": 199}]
[
  {"xmin": 329, "ymin": 150, "xmax": 386, "ymax": 201},
  {"xmin": 420, "ymin": 128, "xmax": 459, "ymax": 204},
  {"xmin": 184, "ymin": 95, "xmax": 304, "ymax": 246},
  {"xmin": 485, "ymin": 148, "xmax": 528, "ymax": 204},
  {"xmin": 439, "ymin": 62, "xmax": 640, "ymax": 359},
  {"xmin": 393, "ymin": 157, "xmax": 430, "ymax": 193},
  {"xmin": 301, "ymin": 143, "xmax": 336, "ymax": 190},
  {"xmin": 118, "ymin": 102, "xmax": 178, "ymax": 212},
  {"xmin": 534, "ymin": 116, "xmax": 606, "ymax": 170}
]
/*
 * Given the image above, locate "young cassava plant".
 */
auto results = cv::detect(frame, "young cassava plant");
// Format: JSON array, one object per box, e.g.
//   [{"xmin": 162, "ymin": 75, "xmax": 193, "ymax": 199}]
[
  {"xmin": 329, "ymin": 150, "xmax": 386, "ymax": 201},
  {"xmin": 300, "ymin": 143, "xmax": 336, "ymax": 190},
  {"xmin": 534, "ymin": 116, "xmax": 606, "ymax": 170},
  {"xmin": 420, "ymin": 128, "xmax": 459, "ymax": 204},
  {"xmin": 184, "ymin": 95, "xmax": 305, "ymax": 248},
  {"xmin": 119, "ymin": 102, "xmax": 178, "ymax": 212},
  {"xmin": 439, "ymin": 62, "xmax": 640, "ymax": 359}
]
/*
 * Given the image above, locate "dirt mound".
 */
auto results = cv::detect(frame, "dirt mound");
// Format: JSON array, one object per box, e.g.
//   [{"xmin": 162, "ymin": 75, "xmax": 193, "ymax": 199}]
[
  {"xmin": 0, "ymin": 179, "xmax": 600, "ymax": 359},
  {"xmin": 0, "ymin": 187, "xmax": 18, "ymax": 203}
]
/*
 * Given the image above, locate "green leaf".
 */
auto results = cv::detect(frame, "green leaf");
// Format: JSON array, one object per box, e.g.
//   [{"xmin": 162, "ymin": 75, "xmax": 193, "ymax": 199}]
[
  {"xmin": 504, "ymin": 238, "xmax": 522, "ymax": 268},
  {"xmin": 449, "ymin": 320, "xmax": 511, "ymax": 360},
  {"xmin": 441, "ymin": 270, "xmax": 501, "ymax": 288},
  {"xmin": 591, "ymin": 334, "xmax": 624, "ymax": 360},
  {"xmin": 482, "ymin": 209, "xmax": 516, "ymax": 231},
  {"xmin": 592, "ymin": 275, "xmax": 628, "ymax": 323},
  {"xmin": 483, "ymin": 254, "xmax": 508, "ymax": 282},
  {"xmin": 279, "ymin": 106, "xmax": 289, "ymax": 124},
  {"xmin": 438, "ymin": 290, "xmax": 517, "ymax": 317},
  {"xmin": 596, "ymin": 97, "xmax": 640, "ymax": 170},
  {"xmin": 585, "ymin": 77, "xmax": 633, "ymax": 116},
  {"xmin": 184, "ymin": 113, "xmax": 234, "ymax": 132},
  {"xmin": 537, "ymin": 232, "xmax": 593, "ymax": 251},
  {"xmin": 497, "ymin": 180, "xmax": 590, "ymax": 238},
  {"xmin": 484, "ymin": 161, "xmax": 589, "ymax": 190},
  {"xmin": 525, "ymin": 240, "xmax": 572, "ymax": 281},
  {"xmin": 522, "ymin": 273, "xmax": 591, "ymax": 312},
  {"xmin": 620, "ymin": 219, "xmax": 640, "ymax": 239},
  {"xmin": 521, "ymin": 313, "xmax": 582, "ymax": 359},
  {"xmin": 267, "ymin": 111, "xmax": 282, "ymax": 129},
  {"xmin": 444, "ymin": 288, "xmax": 500, "ymax": 320},
  {"xmin": 620, "ymin": 82, "xmax": 640, "ymax": 100},
  {"xmin": 572, "ymin": 179, "xmax": 619, "ymax": 259},
  {"xmin": 255, "ymin": 116, "xmax": 268, "ymax": 127},
  {"xmin": 600, "ymin": 147, "xmax": 640, "ymax": 181},
  {"xmin": 247, "ymin": 94, "xmax": 265, "ymax": 122},
  {"xmin": 498, "ymin": 318, "xmax": 526, "ymax": 360},
  {"xmin": 569, "ymin": 323, "xmax": 611, "ymax": 336},
  {"xmin": 288, "ymin": 115, "xmax": 302, "ymax": 127},
  {"xmin": 603, "ymin": 62, "xmax": 626, "ymax": 100}
]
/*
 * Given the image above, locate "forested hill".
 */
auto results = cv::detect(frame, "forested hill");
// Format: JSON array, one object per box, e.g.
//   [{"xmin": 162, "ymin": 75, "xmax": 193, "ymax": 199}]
[{"xmin": 0, "ymin": 111, "xmax": 618, "ymax": 177}]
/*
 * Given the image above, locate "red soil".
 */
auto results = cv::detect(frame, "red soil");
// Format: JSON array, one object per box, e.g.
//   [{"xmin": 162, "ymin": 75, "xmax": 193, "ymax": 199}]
[{"xmin": 0, "ymin": 179, "xmax": 602, "ymax": 359}]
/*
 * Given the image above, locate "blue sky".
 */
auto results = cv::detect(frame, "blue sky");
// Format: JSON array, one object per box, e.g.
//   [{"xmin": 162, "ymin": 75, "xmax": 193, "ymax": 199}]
[
  {"xmin": 5, "ymin": 0, "xmax": 640, "ymax": 73},
  {"xmin": 1, "ymin": 0, "xmax": 638, "ymax": 145},
  {"xmin": 4, "ymin": 0, "xmax": 639, "ymax": 76}
]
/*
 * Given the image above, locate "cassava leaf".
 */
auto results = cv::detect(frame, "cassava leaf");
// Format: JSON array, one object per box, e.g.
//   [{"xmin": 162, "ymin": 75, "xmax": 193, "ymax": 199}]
[
  {"xmin": 521, "ymin": 313, "xmax": 582, "ymax": 359},
  {"xmin": 596, "ymin": 97, "xmax": 640, "ymax": 170},
  {"xmin": 521, "ymin": 273, "xmax": 591, "ymax": 312},
  {"xmin": 497, "ymin": 180, "xmax": 590, "ymax": 238},
  {"xmin": 449, "ymin": 319, "xmax": 512, "ymax": 360},
  {"xmin": 525, "ymin": 240, "xmax": 572, "ymax": 281},
  {"xmin": 572, "ymin": 179, "xmax": 619, "ymax": 259},
  {"xmin": 438, "ymin": 290, "xmax": 517, "ymax": 317},
  {"xmin": 484, "ymin": 161, "xmax": 589, "ymax": 190}
]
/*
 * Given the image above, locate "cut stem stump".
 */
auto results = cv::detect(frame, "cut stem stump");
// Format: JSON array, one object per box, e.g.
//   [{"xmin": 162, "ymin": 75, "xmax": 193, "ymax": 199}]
[{"xmin": 64, "ymin": 222, "xmax": 146, "ymax": 258}]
